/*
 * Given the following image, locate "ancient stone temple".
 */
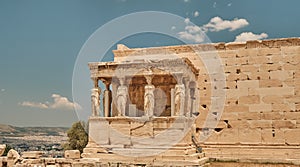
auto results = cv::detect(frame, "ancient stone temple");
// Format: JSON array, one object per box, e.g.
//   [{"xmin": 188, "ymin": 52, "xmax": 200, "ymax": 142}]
[
  {"xmin": 82, "ymin": 44, "xmax": 206, "ymax": 165},
  {"xmin": 82, "ymin": 38, "xmax": 300, "ymax": 166}
]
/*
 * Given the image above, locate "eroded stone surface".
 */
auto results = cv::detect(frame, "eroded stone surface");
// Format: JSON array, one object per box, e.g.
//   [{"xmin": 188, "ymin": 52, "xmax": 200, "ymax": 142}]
[
  {"xmin": 0, "ymin": 145, "xmax": 5, "ymax": 156},
  {"xmin": 7, "ymin": 149, "xmax": 20, "ymax": 167},
  {"xmin": 21, "ymin": 151, "xmax": 43, "ymax": 159},
  {"xmin": 64, "ymin": 150, "xmax": 80, "ymax": 159}
]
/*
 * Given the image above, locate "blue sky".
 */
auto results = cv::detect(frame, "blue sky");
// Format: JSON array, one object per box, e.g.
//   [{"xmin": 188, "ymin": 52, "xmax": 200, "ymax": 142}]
[{"xmin": 0, "ymin": 0, "xmax": 299, "ymax": 127}]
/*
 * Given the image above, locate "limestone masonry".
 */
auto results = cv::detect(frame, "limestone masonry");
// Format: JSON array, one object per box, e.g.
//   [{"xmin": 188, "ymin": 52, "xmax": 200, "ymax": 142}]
[{"xmin": 1, "ymin": 37, "xmax": 300, "ymax": 166}]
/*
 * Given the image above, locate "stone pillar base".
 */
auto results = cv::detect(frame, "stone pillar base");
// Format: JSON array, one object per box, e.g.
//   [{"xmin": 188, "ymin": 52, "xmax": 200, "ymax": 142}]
[
  {"xmin": 83, "ymin": 116, "xmax": 207, "ymax": 165},
  {"xmin": 82, "ymin": 151, "xmax": 208, "ymax": 166}
]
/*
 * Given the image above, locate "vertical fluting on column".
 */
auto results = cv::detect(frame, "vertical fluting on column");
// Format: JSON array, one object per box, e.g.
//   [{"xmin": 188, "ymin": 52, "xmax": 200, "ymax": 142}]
[
  {"xmin": 144, "ymin": 71, "xmax": 155, "ymax": 117},
  {"xmin": 116, "ymin": 77, "xmax": 128, "ymax": 116},
  {"xmin": 102, "ymin": 79, "xmax": 112, "ymax": 117},
  {"xmin": 91, "ymin": 78, "xmax": 101, "ymax": 116},
  {"xmin": 174, "ymin": 73, "xmax": 185, "ymax": 116}
]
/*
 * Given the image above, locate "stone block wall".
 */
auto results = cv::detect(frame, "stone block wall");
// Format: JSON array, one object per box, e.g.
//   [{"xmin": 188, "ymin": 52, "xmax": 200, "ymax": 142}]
[
  {"xmin": 191, "ymin": 38, "xmax": 300, "ymax": 147},
  {"xmin": 113, "ymin": 38, "xmax": 300, "ymax": 148},
  {"xmin": 108, "ymin": 38, "xmax": 300, "ymax": 161}
]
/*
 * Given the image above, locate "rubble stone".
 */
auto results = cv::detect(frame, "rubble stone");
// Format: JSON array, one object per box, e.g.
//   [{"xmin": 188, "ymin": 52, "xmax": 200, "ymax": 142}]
[
  {"xmin": 64, "ymin": 150, "xmax": 80, "ymax": 159},
  {"xmin": 0, "ymin": 145, "xmax": 5, "ymax": 156}
]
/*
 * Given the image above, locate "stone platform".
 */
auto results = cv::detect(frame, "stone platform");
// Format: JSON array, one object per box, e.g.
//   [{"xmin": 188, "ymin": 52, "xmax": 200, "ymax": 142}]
[
  {"xmin": 203, "ymin": 144, "xmax": 300, "ymax": 164},
  {"xmin": 82, "ymin": 116, "xmax": 208, "ymax": 166}
]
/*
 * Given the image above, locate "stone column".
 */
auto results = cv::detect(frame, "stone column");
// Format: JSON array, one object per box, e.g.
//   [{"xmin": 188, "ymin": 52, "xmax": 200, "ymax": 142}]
[
  {"xmin": 116, "ymin": 77, "xmax": 128, "ymax": 116},
  {"xmin": 102, "ymin": 79, "xmax": 112, "ymax": 117},
  {"xmin": 189, "ymin": 81, "xmax": 197, "ymax": 116},
  {"xmin": 171, "ymin": 88, "xmax": 175, "ymax": 116},
  {"xmin": 183, "ymin": 77, "xmax": 191, "ymax": 117},
  {"xmin": 174, "ymin": 73, "xmax": 185, "ymax": 116},
  {"xmin": 144, "ymin": 73, "xmax": 155, "ymax": 117},
  {"xmin": 91, "ymin": 78, "xmax": 101, "ymax": 116},
  {"xmin": 111, "ymin": 80, "xmax": 119, "ymax": 117}
]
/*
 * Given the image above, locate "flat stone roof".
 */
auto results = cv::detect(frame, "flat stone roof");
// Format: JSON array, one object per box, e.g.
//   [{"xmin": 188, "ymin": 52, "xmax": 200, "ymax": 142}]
[{"xmin": 113, "ymin": 37, "xmax": 300, "ymax": 58}]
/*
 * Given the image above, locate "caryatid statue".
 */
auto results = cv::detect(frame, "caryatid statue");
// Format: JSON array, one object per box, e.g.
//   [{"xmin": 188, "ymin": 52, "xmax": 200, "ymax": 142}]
[
  {"xmin": 91, "ymin": 87, "xmax": 101, "ymax": 116},
  {"xmin": 174, "ymin": 84, "xmax": 185, "ymax": 116},
  {"xmin": 144, "ymin": 84, "xmax": 155, "ymax": 117},
  {"xmin": 116, "ymin": 77, "xmax": 128, "ymax": 116},
  {"xmin": 144, "ymin": 70, "xmax": 155, "ymax": 117}
]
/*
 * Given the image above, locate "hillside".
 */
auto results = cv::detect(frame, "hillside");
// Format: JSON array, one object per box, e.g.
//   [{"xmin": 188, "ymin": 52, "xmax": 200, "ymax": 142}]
[
  {"xmin": 0, "ymin": 124, "xmax": 15, "ymax": 133},
  {"xmin": 0, "ymin": 124, "xmax": 68, "ymax": 136}
]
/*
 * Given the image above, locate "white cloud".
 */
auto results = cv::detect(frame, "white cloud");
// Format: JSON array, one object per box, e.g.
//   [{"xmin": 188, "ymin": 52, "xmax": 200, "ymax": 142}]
[
  {"xmin": 184, "ymin": 18, "xmax": 190, "ymax": 24},
  {"xmin": 178, "ymin": 25, "xmax": 205, "ymax": 43},
  {"xmin": 171, "ymin": 26, "xmax": 176, "ymax": 30},
  {"xmin": 194, "ymin": 11, "xmax": 199, "ymax": 17},
  {"xmin": 50, "ymin": 94, "xmax": 81, "ymax": 110},
  {"xmin": 1, "ymin": 89, "xmax": 5, "ymax": 92},
  {"xmin": 183, "ymin": 0, "xmax": 190, "ymax": 3},
  {"xmin": 234, "ymin": 32, "xmax": 268, "ymax": 42},
  {"xmin": 178, "ymin": 16, "xmax": 250, "ymax": 43},
  {"xmin": 202, "ymin": 16, "xmax": 249, "ymax": 32},
  {"xmin": 19, "ymin": 101, "xmax": 48, "ymax": 109},
  {"xmin": 213, "ymin": 2, "xmax": 217, "ymax": 8},
  {"xmin": 185, "ymin": 25, "xmax": 201, "ymax": 33},
  {"xmin": 19, "ymin": 94, "xmax": 82, "ymax": 111},
  {"xmin": 227, "ymin": 3, "xmax": 232, "ymax": 7}
]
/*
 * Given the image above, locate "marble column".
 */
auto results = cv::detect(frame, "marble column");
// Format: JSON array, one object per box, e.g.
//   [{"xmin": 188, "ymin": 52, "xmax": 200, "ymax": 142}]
[
  {"xmin": 91, "ymin": 78, "xmax": 101, "ymax": 116},
  {"xmin": 174, "ymin": 73, "xmax": 185, "ymax": 116},
  {"xmin": 189, "ymin": 81, "xmax": 196, "ymax": 116},
  {"xmin": 183, "ymin": 77, "xmax": 191, "ymax": 117},
  {"xmin": 116, "ymin": 77, "xmax": 128, "ymax": 116},
  {"xmin": 102, "ymin": 79, "xmax": 112, "ymax": 117},
  {"xmin": 171, "ymin": 88, "xmax": 175, "ymax": 116},
  {"xmin": 144, "ymin": 74, "xmax": 155, "ymax": 117},
  {"xmin": 111, "ymin": 80, "xmax": 119, "ymax": 117}
]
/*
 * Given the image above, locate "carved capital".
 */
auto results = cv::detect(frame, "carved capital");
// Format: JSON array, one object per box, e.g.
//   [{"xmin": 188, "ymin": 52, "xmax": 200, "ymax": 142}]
[
  {"xmin": 183, "ymin": 77, "xmax": 190, "ymax": 88},
  {"xmin": 101, "ymin": 78, "xmax": 112, "ymax": 90},
  {"xmin": 92, "ymin": 77, "xmax": 99, "ymax": 88},
  {"xmin": 173, "ymin": 72, "xmax": 184, "ymax": 85}
]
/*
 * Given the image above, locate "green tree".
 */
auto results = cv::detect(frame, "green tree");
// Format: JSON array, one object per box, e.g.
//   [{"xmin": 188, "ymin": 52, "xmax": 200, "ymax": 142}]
[
  {"xmin": 63, "ymin": 121, "xmax": 88, "ymax": 153},
  {"xmin": 3, "ymin": 144, "xmax": 12, "ymax": 156}
]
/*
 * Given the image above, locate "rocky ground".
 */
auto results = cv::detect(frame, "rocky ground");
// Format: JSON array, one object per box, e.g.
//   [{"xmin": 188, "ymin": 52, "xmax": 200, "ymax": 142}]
[{"xmin": 209, "ymin": 162, "xmax": 300, "ymax": 167}]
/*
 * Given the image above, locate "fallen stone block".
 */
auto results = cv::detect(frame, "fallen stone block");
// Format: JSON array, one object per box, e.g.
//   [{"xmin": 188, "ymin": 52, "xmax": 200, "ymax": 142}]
[
  {"xmin": 64, "ymin": 150, "xmax": 80, "ymax": 159},
  {"xmin": 0, "ymin": 145, "xmax": 5, "ymax": 156},
  {"xmin": 7, "ymin": 149, "xmax": 20, "ymax": 167},
  {"xmin": 21, "ymin": 151, "xmax": 43, "ymax": 159}
]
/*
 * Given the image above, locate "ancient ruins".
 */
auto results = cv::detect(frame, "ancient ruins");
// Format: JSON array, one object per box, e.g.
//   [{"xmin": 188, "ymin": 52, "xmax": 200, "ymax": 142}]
[
  {"xmin": 1, "ymin": 37, "xmax": 300, "ymax": 166},
  {"xmin": 83, "ymin": 48, "xmax": 204, "ymax": 165}
]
